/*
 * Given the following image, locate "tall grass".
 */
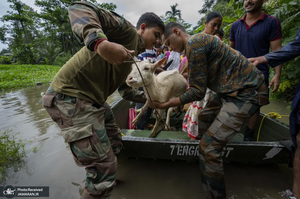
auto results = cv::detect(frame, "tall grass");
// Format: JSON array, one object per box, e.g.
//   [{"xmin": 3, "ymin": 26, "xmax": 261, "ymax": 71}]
[{"xmin": 0, "ymin": 130, "xmax": 25, "ymax": 182}]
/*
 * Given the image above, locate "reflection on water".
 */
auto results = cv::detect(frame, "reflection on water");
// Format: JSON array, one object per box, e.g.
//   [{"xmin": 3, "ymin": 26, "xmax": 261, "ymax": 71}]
[{"xmin": 0, "ymin": 84, "xmax": 293, "ymax": 199}]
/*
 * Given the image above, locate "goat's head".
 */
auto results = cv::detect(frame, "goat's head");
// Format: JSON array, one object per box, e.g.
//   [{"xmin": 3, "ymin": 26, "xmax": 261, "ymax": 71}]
[{"xmin": 126, "ymin": 57, "xmax": 167, "ymax": 88}]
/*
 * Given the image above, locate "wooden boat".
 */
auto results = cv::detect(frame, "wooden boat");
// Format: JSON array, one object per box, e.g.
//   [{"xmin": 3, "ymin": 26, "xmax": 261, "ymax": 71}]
[{"xmin": 111, "ymin": 98, "xmax": 293, "ymax": 165}]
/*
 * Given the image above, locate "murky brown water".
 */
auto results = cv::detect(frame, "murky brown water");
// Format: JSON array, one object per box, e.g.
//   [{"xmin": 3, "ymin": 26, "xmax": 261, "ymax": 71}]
[{"xmin": 0, "ymin": 84, "xmax": 293, "ymax": 199}]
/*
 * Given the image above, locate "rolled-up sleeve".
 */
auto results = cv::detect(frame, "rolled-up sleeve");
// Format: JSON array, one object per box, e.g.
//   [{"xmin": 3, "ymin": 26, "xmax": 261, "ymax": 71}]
[{"xmin": 68, "ymin": 2, "xmax": 108, "ymax": 51}]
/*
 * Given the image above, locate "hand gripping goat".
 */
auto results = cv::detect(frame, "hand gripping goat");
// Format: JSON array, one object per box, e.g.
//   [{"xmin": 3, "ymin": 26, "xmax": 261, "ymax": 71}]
[{"xmin": 126, "ymin": 57, "xmax": 187, "ymax": 137}]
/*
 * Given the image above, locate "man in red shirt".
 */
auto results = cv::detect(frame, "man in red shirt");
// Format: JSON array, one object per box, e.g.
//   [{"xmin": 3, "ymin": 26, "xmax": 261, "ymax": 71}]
[{"xmin": 230, "ymin": 0, "xmax": 282, "ymax": 141}]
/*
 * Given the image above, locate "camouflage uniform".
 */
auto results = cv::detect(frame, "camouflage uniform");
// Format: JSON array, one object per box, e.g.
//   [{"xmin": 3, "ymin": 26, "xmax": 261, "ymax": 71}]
[
  {"xmin": 42, "ymin": 1, "xmax": 146, "ymax": 198},
  {"xmin": 179, "ymin": 33, "xmax": 269, "ymax": 199},
  {"xmin": 43, "ymin": 87, "xmax": 119, "ymax": 198}
]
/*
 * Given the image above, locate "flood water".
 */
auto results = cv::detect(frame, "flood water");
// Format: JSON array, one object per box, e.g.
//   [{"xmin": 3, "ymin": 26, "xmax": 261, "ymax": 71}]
[{"xmin": 0, "ymin": 84, "xmax": 293, "ymax": 199}]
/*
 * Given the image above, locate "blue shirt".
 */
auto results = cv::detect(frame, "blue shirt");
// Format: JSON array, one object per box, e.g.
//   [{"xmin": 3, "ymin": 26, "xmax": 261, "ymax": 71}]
[
  {"xmin": 137, "ymin": 48, "xmax": 157, "ymax": 63},
  {"xmin": 230, "ymin": 12, "xmax": 282, "ymax": 79}
]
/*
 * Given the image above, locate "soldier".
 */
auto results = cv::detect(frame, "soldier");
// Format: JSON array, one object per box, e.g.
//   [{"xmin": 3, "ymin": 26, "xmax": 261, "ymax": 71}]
[
  {"xmin": 149, "ymin": 22, "xmax": 269, "ymax": 199},
  {"xmin": 41, "ymin": 1, "xmax": 164, "ymax": 199}
]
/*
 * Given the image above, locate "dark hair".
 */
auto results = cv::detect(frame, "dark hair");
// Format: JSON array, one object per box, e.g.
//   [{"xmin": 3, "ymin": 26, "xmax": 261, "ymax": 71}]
[
  {"xmin": 217, "ymin": 28, "xmax": 224, "ymax": 37},
  {"xmin": 206, "ymin": 11, "xmax": 223, "ymax": 23},
  {"xmin": 136, "ymin": 12, "xmax": 165, "ymax": 32},
  {"xmin": 164, "ymin": 22, "xmax": 186, "ymax": 39}
]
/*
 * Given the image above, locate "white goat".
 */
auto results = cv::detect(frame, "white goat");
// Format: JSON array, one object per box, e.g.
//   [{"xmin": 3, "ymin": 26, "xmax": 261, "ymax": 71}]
[{"xmin": 126, "ymin": 57, "xmax": 187, "ymax": 137}]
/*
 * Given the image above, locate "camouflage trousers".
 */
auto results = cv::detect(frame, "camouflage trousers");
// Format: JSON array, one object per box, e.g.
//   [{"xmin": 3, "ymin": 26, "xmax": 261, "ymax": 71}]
[
  {"xmin": 197, "ymin": 94, "xmax": 260, "ymax": 199},
  {"xmin": 42, "ymin": 87, "xmax": 122, "ymax": 199}
]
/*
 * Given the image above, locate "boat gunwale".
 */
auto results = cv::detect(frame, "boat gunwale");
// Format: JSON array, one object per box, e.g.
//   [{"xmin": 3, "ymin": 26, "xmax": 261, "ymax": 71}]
[{"xmin": 122, "ymin": 134, "xmax": 287, "ymax": 148}]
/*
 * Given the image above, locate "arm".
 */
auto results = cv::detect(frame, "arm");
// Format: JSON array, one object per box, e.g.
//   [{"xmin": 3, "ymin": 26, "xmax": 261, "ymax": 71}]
[
  {"xmin": 68, "ymin": 2, "xmax": 134, "ymax": 65},
  {"xmin": 151, "ymin": 35, "xmax": 210, "ymax": 109},
  {"xmin": 265, "ymin": 28, "xmax": 300, "ymax": 67},
  {"xmin": 269, "ymin": 39, "xmax": 282, "ymax": 93},
  {"xmin": 179, "ymin": 35, "xmax": 209, "ymax": 104},
  {"xmin": 68, "ymin": 2, "xmax": 106, "ymax": 50},
  {"xmin": 249, "ymin": 28, "xmax": 300, "ymax": 67}
]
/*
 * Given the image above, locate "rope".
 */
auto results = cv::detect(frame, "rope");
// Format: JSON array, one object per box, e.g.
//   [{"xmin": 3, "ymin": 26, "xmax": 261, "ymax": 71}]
[
  {"xmin": 126, "ymin": 53, "xmax": 169, "ymax": 130},
  {"xmin": 256, "ymin": 112, "xmax": 289, "ymax": 142}
]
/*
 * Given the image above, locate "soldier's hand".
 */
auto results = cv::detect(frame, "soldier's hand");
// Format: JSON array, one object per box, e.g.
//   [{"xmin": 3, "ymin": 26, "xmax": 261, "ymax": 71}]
[
  {"xmin": 248, "ymin": 56, "xmax": 267, "ymax": 66},
  {"xmin": 96, "ymin": 40, "xmax": 134, "ymax": 65}
]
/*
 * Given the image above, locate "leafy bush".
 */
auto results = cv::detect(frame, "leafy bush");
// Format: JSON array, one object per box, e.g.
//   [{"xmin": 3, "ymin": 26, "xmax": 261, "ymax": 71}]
[
  {"xmin": 12, "ymin": 44, "xmax": 38, "ymax": 64},
  {"xmin": 0, "ymin": 64, "xmax": 60, "ymax": 89},
  {"xmin": 0, "ymin": 130, "xmax": 25, "ymax": 182},
  {"xmin": 0, "ymin": 55, "xmax": 13, "ymax": 64},
  {"xmin": 53, "ymin": 52, "xmax": 73, "ymax": 66}
]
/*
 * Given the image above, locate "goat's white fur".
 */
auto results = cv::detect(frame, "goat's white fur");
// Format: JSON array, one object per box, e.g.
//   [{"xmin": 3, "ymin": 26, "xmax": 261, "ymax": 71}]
[{"xmin": 126, "ymin": 57, "xmax": 187, "ymax": 137}]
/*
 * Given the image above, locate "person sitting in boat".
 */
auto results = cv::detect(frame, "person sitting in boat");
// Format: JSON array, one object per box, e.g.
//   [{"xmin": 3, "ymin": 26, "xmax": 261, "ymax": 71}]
[
  {"xmin": 42, "ymin": 1, "xmax": 165, "ymax": 198},
  {"xmin": 249, "ymin": 27, "xmax": 300, "ymax": 199},
  {"xmin": 149, "ymin": 22, "xmax": 269, "ymax": 199}
]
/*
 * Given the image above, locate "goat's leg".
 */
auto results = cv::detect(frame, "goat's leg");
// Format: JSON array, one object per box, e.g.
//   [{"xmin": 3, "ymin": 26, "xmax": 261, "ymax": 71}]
[
  {"xmin": 132, "ymin": 101, "xmax": 149, "ymax": 126},
  {"xmin": 149, "ymin": 109, "xmax": 165, "ymax": 138},
  {"xmin": 165, "ymin": 107, "xmax": 173, "ymax": 130},
  {"xmin": 135, "ymin": 108, "xmax": 142, "ymax": 114}
]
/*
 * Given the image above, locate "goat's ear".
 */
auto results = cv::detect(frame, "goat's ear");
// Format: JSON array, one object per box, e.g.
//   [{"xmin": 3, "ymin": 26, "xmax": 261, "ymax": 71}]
[{"xmin": 152, "ymin": 57, "xmax": 167, "ymax": 70}]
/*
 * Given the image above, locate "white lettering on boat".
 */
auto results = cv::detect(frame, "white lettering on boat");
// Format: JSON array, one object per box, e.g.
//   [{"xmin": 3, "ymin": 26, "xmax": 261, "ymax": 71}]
[
  {"xmin": 221, "ymin": 147, "xmax": 234, "ymax": 157},
  {"xmin": 170, "ymin": 145, "xmax": 234, "ymax": 157},
  {"xmin": 263, "ymin": 147, "xmax": 282, "ymax": 160}
]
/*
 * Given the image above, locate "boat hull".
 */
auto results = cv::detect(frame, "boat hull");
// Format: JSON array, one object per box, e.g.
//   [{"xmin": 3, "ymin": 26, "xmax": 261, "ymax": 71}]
[
  {"xmin": 121, "ymin": 129, "xmax": 291, "ymax": 164},
  {"xmin": 111, "ymin": 98, "xmax": 292, "ymax": 165}
]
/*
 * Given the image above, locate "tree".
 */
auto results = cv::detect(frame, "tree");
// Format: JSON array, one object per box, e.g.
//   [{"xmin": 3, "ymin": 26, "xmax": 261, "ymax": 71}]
[
  {"xmin": 194, "ymin": 0, "xmax": 242, "ymax": 36},
  {"xmin": 99, "ymin": 2, "xmax": 117, "ymax": 11},
  {"xmin": 164, "ymin": 3, "xmax": 182, "ymax": 22},
  {"xmin": 0, "ymin": 0, "xmax": 40, "ymax": 64},
  {"xmin": 35, "ymin": 0, "xmax": 80, "ymax": 62},
  {"xmin": 0, "ymin": 0, "xmax": 117, "ymax": 64},
  {"xmin": 198, "ymin": 0, "xmax": 216, "ymax": 14},
  {"xmin": 35, "ymin": 0, "xmax": 117, "ymax": 64},
  {"xmin": 161, "ymin": 3, "xmax": 192, "ymax": 33},
  {"xmin": 264, "ymin": 0, "xmax": 300, "ymax": 100}
]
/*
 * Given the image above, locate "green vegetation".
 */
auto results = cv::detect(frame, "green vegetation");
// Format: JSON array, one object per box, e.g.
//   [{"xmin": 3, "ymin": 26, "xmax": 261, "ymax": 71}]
[
  {"xmin": 197, "ymin": 0, "xmax": 300, "ymax": 102},
  {"xmin": 0, "ymin": 64, "xmax": 60, "ymax": 89},
  {"xmin": 32, "ymin": 147, "xmax": 38, "ymax": 153},
  {"xmin": 0, "ymin": 0, "xmax": 116, "ymax": 65},
  {"xmin": 0, "ymin": 129, "xmax": 25, "ymax": 182},
  {"xmin": 0, "ymin": 0, "xmax": 298, "ymax": 101}
]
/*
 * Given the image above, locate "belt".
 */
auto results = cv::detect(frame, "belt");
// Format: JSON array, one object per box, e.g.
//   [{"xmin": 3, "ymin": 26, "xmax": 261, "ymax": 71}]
[{"xmin": 55, "ymin": 93, "xmax": 77, "ymax": 104}]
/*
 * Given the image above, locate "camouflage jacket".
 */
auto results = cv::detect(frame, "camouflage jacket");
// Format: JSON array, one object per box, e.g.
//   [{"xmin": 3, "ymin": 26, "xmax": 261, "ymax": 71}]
[
  {"xmin": 180, "ymin": 33, "xmax": 268, "ymax": 105},
  {"xmin": 50, "ymin": 1, "xmax": 146, "ymax": 106}
]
